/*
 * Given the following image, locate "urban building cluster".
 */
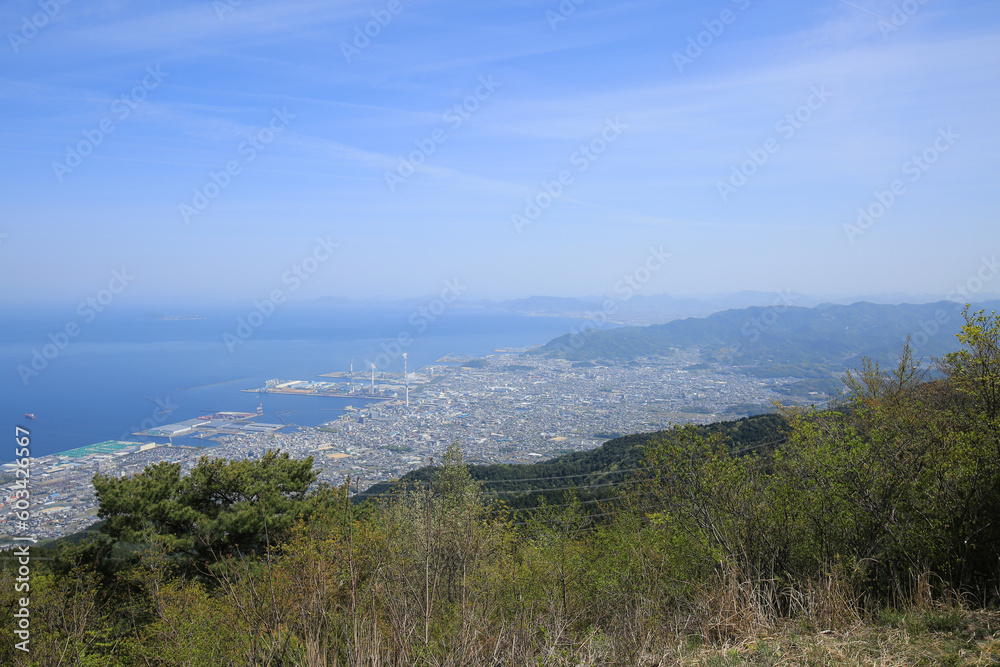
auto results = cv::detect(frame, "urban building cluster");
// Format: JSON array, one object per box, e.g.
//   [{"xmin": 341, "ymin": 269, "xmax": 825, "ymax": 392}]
[{"xmin": 1, "ymin": 347, "xmax": 816, "ymax": 544}]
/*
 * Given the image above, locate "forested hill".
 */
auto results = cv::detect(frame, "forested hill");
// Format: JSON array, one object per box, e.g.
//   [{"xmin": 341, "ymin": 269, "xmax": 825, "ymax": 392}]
[
  {"xmin": 537, "ymin": 300, "xmax": 1000, "ymax": 376},
  {"xmin": 358, "ymin": 413, "xmax": 786, "ymax": 506}
]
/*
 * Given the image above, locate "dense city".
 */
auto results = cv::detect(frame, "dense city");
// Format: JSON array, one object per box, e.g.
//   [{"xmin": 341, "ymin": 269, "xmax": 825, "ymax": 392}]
[{"xmin": 1, "ymin": 346, "xmax": 818, "ymax": 545}]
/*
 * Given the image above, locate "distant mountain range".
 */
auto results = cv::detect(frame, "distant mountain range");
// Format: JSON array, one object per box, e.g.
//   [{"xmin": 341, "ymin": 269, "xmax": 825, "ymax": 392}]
[
  {"xmin": 492, "ymin": 292, "xmax": 815, "ymax": 325},
  {"xmin": 536, "ymin": 300, "xmax": 1000, "ymax": 392},
  {"xmin": 302, "ymin": 292, "xmax": 1000, "ymax": 327}
]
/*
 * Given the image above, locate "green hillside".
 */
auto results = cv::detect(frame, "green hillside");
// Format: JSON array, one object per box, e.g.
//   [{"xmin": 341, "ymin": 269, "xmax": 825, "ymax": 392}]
[
  {"xmin": 538, "ymin": 301, "xmax": 1000, "ymax": 383},
  {"xmin": 358, "ymin": 412, "xmax": 787, "ymax": 508}
]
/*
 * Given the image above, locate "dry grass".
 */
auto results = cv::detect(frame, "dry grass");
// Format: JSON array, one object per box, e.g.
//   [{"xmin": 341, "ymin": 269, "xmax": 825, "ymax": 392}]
[
  {"xmin": 481, "ymin": 566, "xmax": 1000, "ymax": 666},
  {"xmin": 642, "ymin": 608, "xmax": 1000, "ymax": 667},
  {"xmin": 405, "ymin": 607, "xmax": 1000, "ymax": 666},
  {"xmin": 670, "ymin": 562, "xmax": 862, "ymax": 644},
  {"xmin": 482, "ymin": 568, "xmax": 1000, "ymax": 667}
]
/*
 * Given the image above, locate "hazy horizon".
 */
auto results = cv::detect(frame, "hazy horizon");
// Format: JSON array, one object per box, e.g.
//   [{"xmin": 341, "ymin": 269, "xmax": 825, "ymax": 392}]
[
  {"xmin": 5, "ymin": 290, "xmax": 1000, "ymax": 313},
  {"xmin": 2, "ymin": 0, "xmax": 999, "ymax": 307}
]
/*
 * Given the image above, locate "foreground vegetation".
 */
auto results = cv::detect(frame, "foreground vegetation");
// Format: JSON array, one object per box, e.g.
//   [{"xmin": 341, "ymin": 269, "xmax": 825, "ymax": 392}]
[{"xmin": 3, "ymin": 308, "xmax": 999, "ymax": 665}]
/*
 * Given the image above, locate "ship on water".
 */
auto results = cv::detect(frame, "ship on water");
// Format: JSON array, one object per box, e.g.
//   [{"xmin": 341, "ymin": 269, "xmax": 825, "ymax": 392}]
[{"xmin": 24, "ymin": 413, "xmax": 35, "ymax": 419}]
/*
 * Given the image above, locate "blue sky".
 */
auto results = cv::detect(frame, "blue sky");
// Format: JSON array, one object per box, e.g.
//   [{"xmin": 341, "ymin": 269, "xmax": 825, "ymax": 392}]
[{"xmin": 2, "ymin": 0, "xmax": 998, "ymax": 306}]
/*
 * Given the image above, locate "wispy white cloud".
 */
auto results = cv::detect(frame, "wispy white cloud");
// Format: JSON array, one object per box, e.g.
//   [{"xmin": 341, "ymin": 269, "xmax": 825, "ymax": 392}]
[{"xmin": 1, "ymin": 0, "xmax": 998, "ymax": 300}]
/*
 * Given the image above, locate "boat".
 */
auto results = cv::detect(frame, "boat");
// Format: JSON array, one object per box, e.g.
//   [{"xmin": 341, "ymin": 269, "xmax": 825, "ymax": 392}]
[{"xmin": 24, "ymin": 413, "xmax": 35, "ymax": 419}]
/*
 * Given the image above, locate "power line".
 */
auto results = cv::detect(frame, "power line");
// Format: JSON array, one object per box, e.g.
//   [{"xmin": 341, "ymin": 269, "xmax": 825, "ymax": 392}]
[
  {"xmin": 511, "ymin": 507, "xmax": 651, "ymax": 528},
  {"xmin": 378, "ymin": 439, "xmax": 789, "ymax": 495},
  {"xmin": 391, "ymin": 477, "xmax": 640, "ymax": 496},
  {"xmin": 484, "ymin": 479, "xmax": 641, "ymax": 496},
  {"xmin": 504, "ymin": 496, "xmax": 617, "ymax": 513},
  {"xmin": 475, "ymin": 467, "xmax": 644, "ymax": 485}
]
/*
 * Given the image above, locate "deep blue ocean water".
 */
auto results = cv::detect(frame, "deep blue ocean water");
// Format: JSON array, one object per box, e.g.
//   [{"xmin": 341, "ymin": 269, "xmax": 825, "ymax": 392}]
[{"xmin": 0, "ymin": 303, "xmax": 588, "ymax": 461}]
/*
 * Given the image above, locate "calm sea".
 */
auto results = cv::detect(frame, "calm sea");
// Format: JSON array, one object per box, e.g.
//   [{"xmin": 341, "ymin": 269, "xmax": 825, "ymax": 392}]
[{"xmin": 0, "ymin": 302, "xmax": 589, "ymax": 461}]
